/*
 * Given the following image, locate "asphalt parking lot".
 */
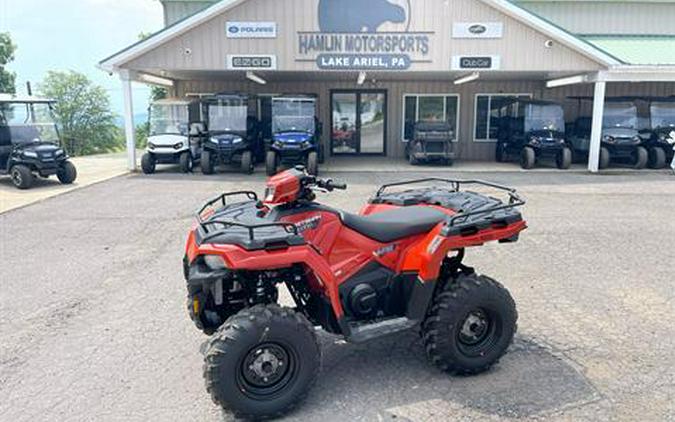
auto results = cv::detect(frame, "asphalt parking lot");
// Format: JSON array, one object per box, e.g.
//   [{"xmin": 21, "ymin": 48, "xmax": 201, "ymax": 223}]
[{"xmin": 0, "ymin": 168, "xmax": 673, "ymax": 421}]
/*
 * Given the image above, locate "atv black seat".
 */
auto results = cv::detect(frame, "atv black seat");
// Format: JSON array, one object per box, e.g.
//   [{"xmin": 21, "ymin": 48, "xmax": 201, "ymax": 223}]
[
  {"xmin": 342, "ymin": 206, "xmax": 447, "ymax": 243},
  {"xmin": 197, "ymin": 200, "xmax": 306, "ymax": 250}
]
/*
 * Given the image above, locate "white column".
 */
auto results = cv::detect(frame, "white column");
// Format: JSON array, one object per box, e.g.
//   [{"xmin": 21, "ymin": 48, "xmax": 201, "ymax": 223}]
[
  {"xmin": 120, "ymin": 71, "xmax": 137, "ymax": 171},
  {"xmin": 588, "ymin": 81, "xmax": 606, "ymax": 173}
]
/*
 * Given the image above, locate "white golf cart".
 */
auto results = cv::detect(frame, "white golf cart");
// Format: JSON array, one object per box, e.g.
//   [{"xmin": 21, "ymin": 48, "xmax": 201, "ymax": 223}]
[{"xmin": 141, "ymin": 98, "xmax": 206, "ymax": 174}]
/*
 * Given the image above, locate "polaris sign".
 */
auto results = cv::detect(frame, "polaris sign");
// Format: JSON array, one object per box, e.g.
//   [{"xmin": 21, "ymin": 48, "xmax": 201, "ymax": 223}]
[{"xmin": 226, "ymin": 22, "xmax": 277, "ymax": 39}]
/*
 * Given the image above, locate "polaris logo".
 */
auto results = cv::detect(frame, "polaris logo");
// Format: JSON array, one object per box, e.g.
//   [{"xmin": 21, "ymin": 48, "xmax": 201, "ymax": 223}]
[{"xmin": 226, "ymin": 22, "xmax": 277, "ymax": 39}]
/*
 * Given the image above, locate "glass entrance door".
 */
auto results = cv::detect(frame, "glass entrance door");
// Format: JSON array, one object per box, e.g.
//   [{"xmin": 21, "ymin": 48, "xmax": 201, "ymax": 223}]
[{"xmin": 331, "ymin": 91, "xmax": 386, "ymax": 155}]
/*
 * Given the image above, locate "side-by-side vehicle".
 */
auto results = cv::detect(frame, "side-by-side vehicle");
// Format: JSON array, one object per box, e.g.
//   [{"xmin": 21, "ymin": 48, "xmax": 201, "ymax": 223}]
[
  {"xmin": 141, "ymin": 98, "xmax": 205, "ymax": 174},
  {"xmin": 638, "ymin": 97, "xmax": 675, "ymax": 169},
  {"xmin": 266, "ymin": 95, "xmax": 322, "ymax": 176},
  {"xmin": 0, "ymin": 94, "xmax": 77, "ymax": 189},
  {"xmin": 495, "ymin": 98, "xmax": 571, "ymax": 169},
  {"xmin": 407, "ymin": 121, "xmax": 456, "ymax": 166},
  {"xmin": 201, "ymin": 93, "xmax": 261, "ymax": 175},
  {"xmin": 567, "ymin": 97, "xmax": 647, "ymax": 169}
]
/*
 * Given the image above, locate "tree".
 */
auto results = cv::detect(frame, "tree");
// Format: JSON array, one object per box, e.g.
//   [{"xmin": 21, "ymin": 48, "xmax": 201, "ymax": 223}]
[
  {"xmin": 38, "ymin": 70, "xmax": 123, "ymax": 156},
  {"xmin": 0, "ymin": 32, "xmax": 17, "ymax": 94}
]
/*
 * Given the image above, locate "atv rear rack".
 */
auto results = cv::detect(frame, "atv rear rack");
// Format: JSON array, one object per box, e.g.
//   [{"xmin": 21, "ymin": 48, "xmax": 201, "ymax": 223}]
[
  {"xmin": 373, "ymin": 178, "xmax": 525, "ymax": 234},
  {"xmin": 197, "ymin": 191, "xmax": 258, "ymax": 222}
]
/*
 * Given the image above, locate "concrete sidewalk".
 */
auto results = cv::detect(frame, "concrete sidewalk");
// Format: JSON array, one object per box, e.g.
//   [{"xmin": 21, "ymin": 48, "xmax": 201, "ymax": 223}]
[{"xmin": 0, "ymin": 152, "xmax": 130, "ymax": 214}]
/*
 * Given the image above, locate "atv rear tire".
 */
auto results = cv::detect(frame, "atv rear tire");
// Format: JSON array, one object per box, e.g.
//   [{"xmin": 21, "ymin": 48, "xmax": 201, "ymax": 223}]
[
  {"xmin": 141, "ymin": 153, "xmax": 156, "ymax": 174},
  {"xmin": 203, "ymin": 304, "xmax": 320, "ymax": 420},
  {"xmin": 556, "ymin": 147, "xmax": 572, "ymax": 170},
  {"xmin": 599, "ymin": 147, "xmax": 611, "ymax": 169},
  {"xmin": 307, "ymin": 151, "xmax": 319, "ymax": 176},
  {"xmin": 241, "ymin": 150, "xmax": 253, "ymax": 174},
  {"xmin": 520, "ymin": 147, "xmax": 536, "ymax": 169},
  {"xmin": 57, "ymin": 161, "xmax": 77, "ymax": 184},
  {"xmin": 266, "ymin": 150, "xmax": 277, "ymax": 176},
  {"xmin": 648, "ymin": 146, "xmax": 666, "ymax": 169},
  {"xmin": 179, "ymin": 151, "xmax": 192, "ymax": 173},
  {"xmin": 10, "ymin": 165, "xmax": 33, "ymax": 189},
  {"xmin": 422, "ymin": 273, "xmax": 517, "ymax": 375},
  {"xmin": 201, "ymin": 150, "xmax": 214, "ymax": 175},
  {"xmin": 633, "ymin": 146, "xmax": 648, "ymax": 169}
]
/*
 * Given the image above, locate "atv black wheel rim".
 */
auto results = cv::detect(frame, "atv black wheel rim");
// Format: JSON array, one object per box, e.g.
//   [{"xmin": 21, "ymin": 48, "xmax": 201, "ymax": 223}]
[
  {"xmin": 457, "ymin": 308, "xmax": 498, "ymax": 356},
  {"xmin": 238, "ymin": 342, "xmax": 296, "ymax": 398}
]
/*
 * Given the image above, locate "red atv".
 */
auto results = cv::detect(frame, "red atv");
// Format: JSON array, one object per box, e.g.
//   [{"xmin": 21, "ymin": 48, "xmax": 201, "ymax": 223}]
[{"xmin": 183, "ymin": 167, "xmax": 527, "ymax": 419}]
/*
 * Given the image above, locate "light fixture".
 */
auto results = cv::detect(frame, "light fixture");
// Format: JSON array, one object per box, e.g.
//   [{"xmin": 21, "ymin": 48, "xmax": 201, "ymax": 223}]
[
  {"xmin": 357, "ymin": 71, "xmax": 367, "ymax": 85},
  {"xmin": 246, "ymin": 71, "xmax": 267, "ymax": 85},
  {"xmin": 546, "ymin": 74, "xmax": 589, "ymax": 88},
  {"xmin": 137, "ymin": 73, "xmax": 174, "ymax": 87},
  {"xmin": 453, "ymin": 72, "xmax": 480, "ymax": 85}
]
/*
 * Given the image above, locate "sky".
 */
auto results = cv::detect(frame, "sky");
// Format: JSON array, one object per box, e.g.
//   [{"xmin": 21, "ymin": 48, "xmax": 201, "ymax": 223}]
[{"xmin": 0, "ymin": 0, "xmax": 165, "ymax": 117}]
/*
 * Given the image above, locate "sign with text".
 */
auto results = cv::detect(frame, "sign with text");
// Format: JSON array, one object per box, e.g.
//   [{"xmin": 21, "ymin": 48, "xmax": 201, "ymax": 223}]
[
  {"xmin": 451, "ymin": 55, "xmax": 501, "ymax": 70},
  {"xmin": 296, "ymin": 0, "xmax": 432, "ymax": 71},
  {"xmin": 226, "ymin": 22, "xmax": 277, "ymax": 38},
  {"xmin": 452, "ymin": 22, "xmax": 503, "ymax": 39},
  {"xmin": 227, "ymin": 55, "xmax": 278, "ymax": 70}
]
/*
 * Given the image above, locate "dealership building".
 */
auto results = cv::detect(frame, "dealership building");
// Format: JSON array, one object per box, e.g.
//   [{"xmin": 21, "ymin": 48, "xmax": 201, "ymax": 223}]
[{"xmin": 100, "ymin": 0, "xmax": 675, "ymax": 172}]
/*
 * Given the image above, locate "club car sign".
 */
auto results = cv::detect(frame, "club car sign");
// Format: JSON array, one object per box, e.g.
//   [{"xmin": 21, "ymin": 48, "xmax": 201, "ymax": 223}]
[{"xmin": 296, "ymin": 0, "xmax": 432, "ymax": 71}]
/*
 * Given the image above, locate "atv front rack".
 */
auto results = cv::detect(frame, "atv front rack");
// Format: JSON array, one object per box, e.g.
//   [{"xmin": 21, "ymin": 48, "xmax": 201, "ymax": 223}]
[
  {"xmin": 197, "ymin": 191, "xmax": 258, "ymax": 223},
  {"xmin": 372, "ymin": 178, "xmax": 525, "ymax": 236}
]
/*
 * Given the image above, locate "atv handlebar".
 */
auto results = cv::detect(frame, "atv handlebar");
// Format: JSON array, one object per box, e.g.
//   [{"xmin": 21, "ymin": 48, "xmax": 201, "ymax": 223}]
[{"xmin": 314, "ymin": 178, "xmax": 347, "ymax": 192}]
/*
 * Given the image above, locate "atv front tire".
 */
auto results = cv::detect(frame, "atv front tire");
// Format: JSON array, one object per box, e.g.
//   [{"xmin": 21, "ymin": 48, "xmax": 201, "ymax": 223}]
[
  {"xmin": 57, "ymin": 161, "xmax": 78, "ymax": 184},
  {"xmin": 422, "ymin": 273, "xmax": 517, "ymax": 375},
  {"xmin": 11, "ymin": 165, "xmax": 33, "ymax": 189},
  {"xmin": 141, "ymin": 153, "xmax": 156, "ymax": 174},
  {"xmin": 201, "ymin": 150, "xmax": 214, "ymax": 175},
  {"xmin": 266, "ymin": 150, "xmax": 277, "ymax": 176},
  {"xmin": 203, "ymin": 304, "xmax": 320, "ymax": 419}
]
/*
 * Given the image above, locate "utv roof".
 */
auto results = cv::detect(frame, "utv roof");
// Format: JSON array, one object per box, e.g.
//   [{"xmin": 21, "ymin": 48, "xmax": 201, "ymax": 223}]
[
  {"xmin": 0, "ymin": 94, "xmax": 56, "ymax": 104},
  {"xmin": 273, "ymin": 94, "xmax": 318, "ymax": 100},
  {"xmin": 567, "ymin": 96, "xmax": 639, "ymax": 103},
  {"xmin": 498, "ymin": 97, "xmax": 563, "ymax": 107},
  {"xmin": 151, "ymin": 97, "xmax": 194, "ymax": 106},
  {"xmin": 205, "ymin": 93, "xmax": 249, "ymax": 100}
]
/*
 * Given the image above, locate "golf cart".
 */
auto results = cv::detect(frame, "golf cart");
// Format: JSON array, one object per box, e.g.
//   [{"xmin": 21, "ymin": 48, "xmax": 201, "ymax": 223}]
[
  {"xmin": 567, "ymin": 97, "xmax": 647, "ymax": 169},
  {"xmin": 495, "ymin": 98, "xmax": 571, "ymax": 170},
  {"xmin": 141, "ymin": 98, "xmax": 205, "ymax": 174},
  {"xmin": 201, "ymin": 94, "xmax": 261, "ymax": 174},
  {"xmin": 0, "ymin": 94, "xmax": 77, "ymax": 189},
  {"xmin": 265, "ymin": 95, "xmax": 322, "ymax": 176},
  {"xmin": 407, "ymin": 121, "xmax": 456, "ymax": 165},
  {"xmin": 639, "ymin": 97, "xmax": 675, "ymax": 168}
]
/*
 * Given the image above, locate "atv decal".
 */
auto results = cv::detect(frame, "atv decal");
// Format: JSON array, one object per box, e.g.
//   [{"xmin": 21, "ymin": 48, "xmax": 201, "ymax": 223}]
[
  {"xmin": 296, "ymin": 215, "xmax": 323, "ymax": 233},
  {"xmin": 374, "ymin": 243, "xmax": 397, "ymax": 257}
]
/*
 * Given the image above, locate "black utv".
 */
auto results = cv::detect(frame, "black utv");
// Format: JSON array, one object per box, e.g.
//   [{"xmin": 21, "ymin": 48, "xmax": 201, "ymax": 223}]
[
  {"xmin": 265, "ymin": 95, "xmax": 323, "ymax": 176},
  {"xmin": 640, "ymin": 97, "xmax": 675, "ymax": 169},
  {"xmin": 0, "ymin": 95, "xmax": 77, "ymax": 189},
  {"xmin": 407, "ymin": 121, "xmax": 455, "ymax": 165},
  {"xmin": 495, "ymin": 99, "xmax": 571, "ymax": 169},
  {"xmin": 201, "ymin": 94, "xmax": 262, "ymax": 174},
  {"xmin": 567, "ymin": 98, "xmax": 647, "ymax": 169}
]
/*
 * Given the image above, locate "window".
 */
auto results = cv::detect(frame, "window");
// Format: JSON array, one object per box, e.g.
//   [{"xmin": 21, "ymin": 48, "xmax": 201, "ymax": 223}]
[
  {"xmin": 474, "ymin": 94, "xmax": 531, "ymax": 142},
  {"xmin": 402, "ymin": 94, "xmax": 460, "ymax": 142}
]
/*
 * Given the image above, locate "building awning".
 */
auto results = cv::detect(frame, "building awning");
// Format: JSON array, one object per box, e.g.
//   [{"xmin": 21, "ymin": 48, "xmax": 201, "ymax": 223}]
[{"xmin": 583, "ymin": 36, "xmax": 675, "ymax": 66}]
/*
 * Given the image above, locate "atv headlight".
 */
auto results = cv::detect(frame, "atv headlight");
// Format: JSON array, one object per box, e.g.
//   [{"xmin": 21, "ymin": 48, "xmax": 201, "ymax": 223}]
[
  {"xmin": 203, "ymin": 255, "xmax": 227, "ymax": 270},
  {"xmin": 148, "ymin": 142, "xmax": 156, "ymax": 149},
  {"xmin": 23, "ymin": 151, "xmax": 38, "ymax": 158},
  {"xmin": 173, "ymin": 142, "xmax": 184, "ymax": 150},
  {"xmin": 264, "ymin": 186, "xmax": 276, "ymax": 202}
]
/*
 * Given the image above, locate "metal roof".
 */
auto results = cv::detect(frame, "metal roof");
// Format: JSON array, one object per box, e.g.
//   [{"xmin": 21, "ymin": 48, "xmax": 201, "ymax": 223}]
[
  {"xmin": 151, "ymin": 97, "xmax": 194, "ymax": 105},
  {"xmin": 583, "ymin": 36, "xmax": 675, "ymax": 65},
  {"xmin": 0, "ymin": 94, "xmax": 56, "ymax": 104}
]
